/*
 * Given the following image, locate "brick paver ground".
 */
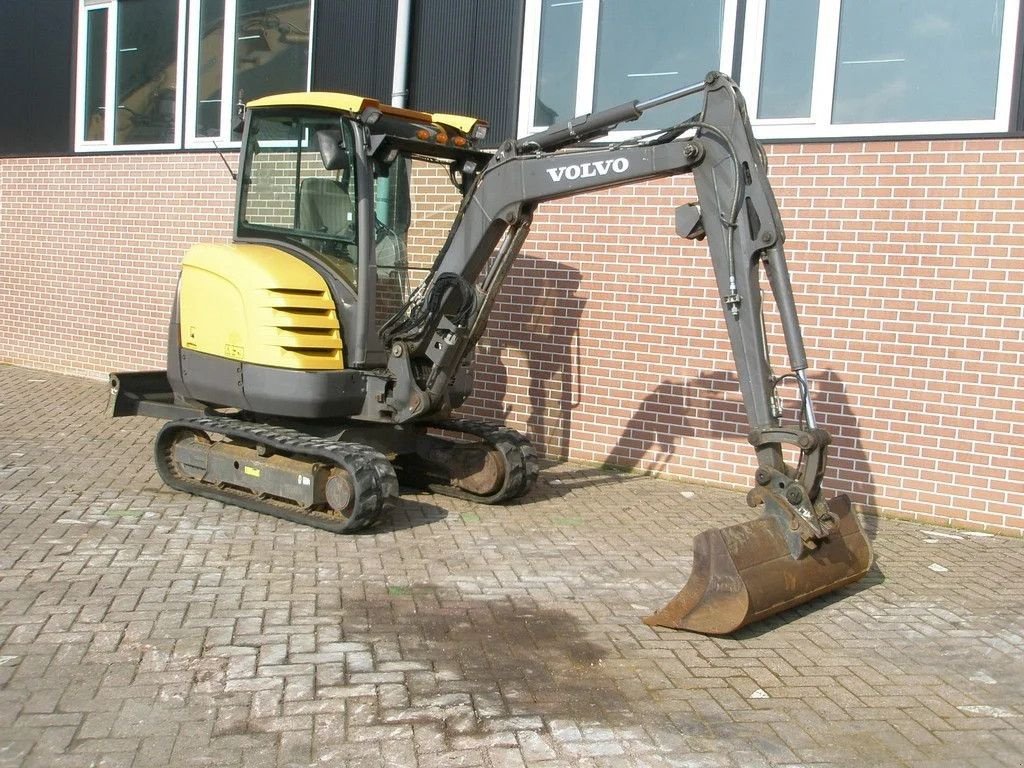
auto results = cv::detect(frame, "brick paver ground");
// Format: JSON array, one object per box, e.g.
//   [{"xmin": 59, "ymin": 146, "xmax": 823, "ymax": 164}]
[{"xmin": 1, "ymin": 364, "xmax": 1022, "ymax": 768}]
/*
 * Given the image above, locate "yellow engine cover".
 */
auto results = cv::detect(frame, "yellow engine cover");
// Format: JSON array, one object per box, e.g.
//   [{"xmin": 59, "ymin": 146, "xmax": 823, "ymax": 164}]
[{"xmin": 178, "ymin": 243, "xmax": 343, "ymax": 370}]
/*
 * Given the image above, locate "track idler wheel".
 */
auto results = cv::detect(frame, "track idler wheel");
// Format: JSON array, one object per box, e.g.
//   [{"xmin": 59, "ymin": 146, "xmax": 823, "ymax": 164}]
[
  {"xmin": 415, "ymin": 436, "xmax": 505, "ymax": 496},
  {"xmin": 396, "ymin": 419, "xmax": 539, "ymax": 504},
  {"xmin": 644, "ymin": 494, "xmax": 872, "ymax": 635},
  {"xmin": 325, "ymin": 467, "xmax": 356, "ymax": 518}
]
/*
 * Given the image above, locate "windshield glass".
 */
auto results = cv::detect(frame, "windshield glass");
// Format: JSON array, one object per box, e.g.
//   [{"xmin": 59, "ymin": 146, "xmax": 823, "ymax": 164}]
[
  {"xmin": 239, "ymin": 112, "xmax": 359, "ymax": 286},
  {"xmin": 373, "ymin": 155, "xmax": 464, "ymax": 328}
]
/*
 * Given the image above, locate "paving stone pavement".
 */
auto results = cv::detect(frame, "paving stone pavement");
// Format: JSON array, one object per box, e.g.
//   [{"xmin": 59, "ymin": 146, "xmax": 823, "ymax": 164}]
[{"xmin": 1, "ymin": 363, "xmax": 1022, "ymax": 768}]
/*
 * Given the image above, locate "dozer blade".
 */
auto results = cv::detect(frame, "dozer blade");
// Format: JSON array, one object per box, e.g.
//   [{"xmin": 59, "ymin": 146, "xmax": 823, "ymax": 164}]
[{"xmin": 644, "ymin": 494, "xmax": 871, "ymax": 635}]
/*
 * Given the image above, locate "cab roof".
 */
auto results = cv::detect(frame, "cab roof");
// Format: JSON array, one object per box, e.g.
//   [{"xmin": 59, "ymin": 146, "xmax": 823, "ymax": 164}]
[{"xmin": 246, "ymin": 92, "xmax": 484, "ymax": 136}]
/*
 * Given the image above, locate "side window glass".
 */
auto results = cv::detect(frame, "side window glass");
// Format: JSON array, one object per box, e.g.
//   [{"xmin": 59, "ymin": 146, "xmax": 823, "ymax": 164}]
[{"xmin": 241, "ymin": 115, "xmax": 359, "ymax": 285}]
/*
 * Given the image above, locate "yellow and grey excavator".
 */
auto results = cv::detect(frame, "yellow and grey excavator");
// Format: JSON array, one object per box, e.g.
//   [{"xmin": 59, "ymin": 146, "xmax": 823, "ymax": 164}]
[{"xmin": 110, "ymin": 72, "xmax": 872, "ymax": 635}]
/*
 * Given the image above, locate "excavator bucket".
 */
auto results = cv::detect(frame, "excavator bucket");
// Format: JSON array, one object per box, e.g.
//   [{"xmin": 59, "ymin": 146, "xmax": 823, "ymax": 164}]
[{"xmin": 644, "ymin": 494, "xmax": 872, "ymax": 635}]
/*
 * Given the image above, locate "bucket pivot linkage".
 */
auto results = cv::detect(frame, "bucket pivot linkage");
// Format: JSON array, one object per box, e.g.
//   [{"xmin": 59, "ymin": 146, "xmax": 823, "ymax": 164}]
[{"xmin": 645, "ymin": 423, "xmax": 873, "ymax": 636}]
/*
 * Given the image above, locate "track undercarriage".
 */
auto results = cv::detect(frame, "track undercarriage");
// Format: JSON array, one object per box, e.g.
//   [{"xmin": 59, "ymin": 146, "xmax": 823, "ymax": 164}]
[{"xmin": 155, "ymin": 412, "xmax": 539, "ymax": 532}]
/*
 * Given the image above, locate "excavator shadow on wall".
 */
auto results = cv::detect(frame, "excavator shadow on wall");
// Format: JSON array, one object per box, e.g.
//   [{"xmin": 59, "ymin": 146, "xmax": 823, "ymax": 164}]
[
  {"xmin": 465, "ymin": 254, "xmax": 587, "ymax": 462},
  {"xmin": 605, "ymin": 367, "xmax": 880, "ymax": 543},
  {"xmin": 471, "ymin": 257, "xmax": 879, "ymax": 551}
]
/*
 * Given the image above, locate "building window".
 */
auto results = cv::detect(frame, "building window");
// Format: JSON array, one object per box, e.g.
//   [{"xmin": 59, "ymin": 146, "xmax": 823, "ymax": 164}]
[
  {"xmin": 82, "ymin": 8, "xmax": 109, "ymax": 142},
  {"xmin": 75, "ymin": 0, "xmax": 312, "ymax": 151},
  {"xmin": 740, "ymin": 0, "xmax": 1021, "ymax": 138},
  {"xmin": 75, "ymin": 0, "xmax": 187, "ymax": 150},
  {"xmin": 185, "ymin": 0, "xmax": 313, "ymax": 147},
  {"xmin": 519, "ymin": 0, "xmax": 1022, "ymax": 141},
  {"xmin": 518, "ymin": 0, "xmax": 738, "ymax": 138}
]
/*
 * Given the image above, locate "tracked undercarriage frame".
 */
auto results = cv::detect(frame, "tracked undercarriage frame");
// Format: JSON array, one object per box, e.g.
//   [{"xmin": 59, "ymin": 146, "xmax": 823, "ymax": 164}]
[{"xmin": 112, "ymin": 371, "xmax": 537, "ymax": 532}]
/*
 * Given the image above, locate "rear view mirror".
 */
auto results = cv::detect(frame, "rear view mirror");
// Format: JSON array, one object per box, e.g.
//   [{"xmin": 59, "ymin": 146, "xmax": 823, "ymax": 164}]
[
  {"xmin": 232, "ymin": 95, "xmax": 246, "ymax": 137},
  {"xmin": 316, "ymin": 129, "xmax": 349, "ymax": 172}
]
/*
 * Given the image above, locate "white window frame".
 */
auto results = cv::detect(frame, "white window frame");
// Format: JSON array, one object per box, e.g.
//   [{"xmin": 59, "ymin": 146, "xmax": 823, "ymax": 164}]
[
  {"xmin": 185, "ymin": 0, "xmax": 316, "ymax": 149},
  {"xmin": 739, "ymin": 0, "xmax": 1022, "ymax": 139},
  {"xmin": 184, "ymin": 0, "xmax": 236, "ymax": 148},
  {"xmin": 75, "ymin": 0, "xmax": 314, "ymax": 152},
  {"xmin": 74, "ymin": 0, "xmax": 187, "ymax": 152},
  {"xmin": 517, "ymin": 0, "xmax": 739, "ymax": 140}
]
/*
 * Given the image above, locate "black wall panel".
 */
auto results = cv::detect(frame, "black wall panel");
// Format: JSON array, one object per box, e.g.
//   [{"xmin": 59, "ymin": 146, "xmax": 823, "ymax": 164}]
[
  {"xmin": 1013, "ymin": 1, "xmax": 1024, "ymax": 135},
  {"xmin": 0, "ymin": 0, "xmax": 76, "ymax": 157},
  {"xmin": 407, "ymin": 0, "xmax": 524, "ymax": 146},
  {"xmin": 311, "ymin": 0, "xmax": 398, "ymax": 102}
]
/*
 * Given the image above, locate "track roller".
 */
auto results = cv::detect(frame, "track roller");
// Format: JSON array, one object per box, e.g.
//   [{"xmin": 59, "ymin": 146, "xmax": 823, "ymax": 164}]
[{"xmin": 395, "ymin": 419, "xmax": 539, "ymax": 504}]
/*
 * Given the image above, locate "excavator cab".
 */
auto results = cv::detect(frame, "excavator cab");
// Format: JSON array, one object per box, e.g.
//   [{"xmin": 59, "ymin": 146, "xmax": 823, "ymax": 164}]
[
  {"xmin": 110, "ymin": 74, "xmax": 871, "ymax": 636},
  {"xmin": 164, "ymin": 93, "xmax": 488, "ymax": 418},
  {"xmin": 235, "ymin": 106, "xmax": 421, "ymax": 302}
]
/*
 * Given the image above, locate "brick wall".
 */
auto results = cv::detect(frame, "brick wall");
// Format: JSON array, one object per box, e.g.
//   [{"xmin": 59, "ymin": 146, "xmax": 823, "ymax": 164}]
[
  {"xmin": 0, "ymin": 154, "xmax": 235, "ymax": 373},
  {"xmin": 1, "ymin": 141, "xmax": 1021, "ymax": 535}
]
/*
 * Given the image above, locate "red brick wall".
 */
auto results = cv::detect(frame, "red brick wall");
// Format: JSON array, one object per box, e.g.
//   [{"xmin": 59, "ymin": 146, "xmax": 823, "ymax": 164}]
[
  {"xmin": 2, "ymin": 141, "xmax": 1021, "ymax": 535},
  {"xmin": 0, "ymin": 154, "xmax": 235, "ymax": 373}
]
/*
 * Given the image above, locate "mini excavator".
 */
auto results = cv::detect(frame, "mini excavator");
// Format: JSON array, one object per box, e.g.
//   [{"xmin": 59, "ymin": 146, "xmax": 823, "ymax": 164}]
[{"xmin": 110, "ymin": 72, "xmax": 872, "ymax": 635}]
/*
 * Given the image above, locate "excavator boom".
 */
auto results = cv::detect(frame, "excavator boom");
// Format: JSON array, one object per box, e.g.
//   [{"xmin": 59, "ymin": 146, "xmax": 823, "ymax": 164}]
[{"xmin": 377, "ymin": 72, "xmax": 872, "ymax": 633}]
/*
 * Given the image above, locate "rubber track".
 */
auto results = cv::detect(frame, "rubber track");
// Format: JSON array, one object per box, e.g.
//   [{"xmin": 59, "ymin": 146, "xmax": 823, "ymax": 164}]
[
  {"xmin": 155, "ymin": 414, "xmax": 398, "ymax": 533},
  {"xmin": 418, "ymin": 419, "xmax": 540, "ymax": 504}
]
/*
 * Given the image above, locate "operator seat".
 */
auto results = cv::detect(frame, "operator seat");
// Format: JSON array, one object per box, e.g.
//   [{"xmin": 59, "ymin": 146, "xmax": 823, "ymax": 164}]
[
  {"xmin": 298, "ymin": 128, "xmax": 356, "ymax": 267},
  {"xmin": 298, "ymin": 177, "xmax": 354, "ymax": 241}
]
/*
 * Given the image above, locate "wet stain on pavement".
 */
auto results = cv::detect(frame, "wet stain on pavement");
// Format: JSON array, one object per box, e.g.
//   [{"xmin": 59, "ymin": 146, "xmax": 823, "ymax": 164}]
[{"xmin": 338, "ymin": 589, "xmax": 637, "ymax": 728}]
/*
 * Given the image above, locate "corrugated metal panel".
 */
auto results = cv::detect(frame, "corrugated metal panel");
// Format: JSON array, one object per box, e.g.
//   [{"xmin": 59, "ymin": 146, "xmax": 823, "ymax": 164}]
[
  {"xmin": 407, "ymin": 0, "xmax": 524, "ymax": 147},
  {"xmin": 311, "ymin": 0, "xmax": 398, "ymax": 101},
  {"xmin": 0, "ymin": 0, "xmax": 76, "ymax": 157}
]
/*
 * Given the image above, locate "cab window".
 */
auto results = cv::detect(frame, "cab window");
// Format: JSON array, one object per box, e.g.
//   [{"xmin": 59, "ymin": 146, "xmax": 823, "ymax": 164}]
[{"xmin": 238, "ymin": 112, "xmax": 359, "ymax": 286}]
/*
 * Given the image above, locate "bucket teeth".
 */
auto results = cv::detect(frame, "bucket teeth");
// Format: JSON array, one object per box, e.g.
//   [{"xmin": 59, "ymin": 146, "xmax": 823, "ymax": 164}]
[{"xmin": 644, "ymin": 494, "xmax": 872, "ymax": 635}]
